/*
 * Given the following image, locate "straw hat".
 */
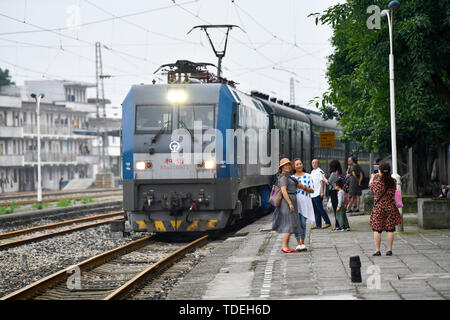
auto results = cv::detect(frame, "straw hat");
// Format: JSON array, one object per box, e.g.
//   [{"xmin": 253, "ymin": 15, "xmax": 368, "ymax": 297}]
[{"xmin": 278, "ymin": 158, "xmax": 291, "ymax": 170}]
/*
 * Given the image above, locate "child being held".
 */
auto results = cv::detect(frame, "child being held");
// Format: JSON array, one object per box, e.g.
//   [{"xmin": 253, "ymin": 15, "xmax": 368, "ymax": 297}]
[{"xmin": 335, "ymin": 179, "xmax": 350, "ymax": 231}]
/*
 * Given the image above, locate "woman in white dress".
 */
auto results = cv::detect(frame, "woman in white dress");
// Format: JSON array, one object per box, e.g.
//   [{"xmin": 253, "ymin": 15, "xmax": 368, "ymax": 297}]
[{"xmin": 292, "ymin": 159, "xmax": 316, "ymax": 252}]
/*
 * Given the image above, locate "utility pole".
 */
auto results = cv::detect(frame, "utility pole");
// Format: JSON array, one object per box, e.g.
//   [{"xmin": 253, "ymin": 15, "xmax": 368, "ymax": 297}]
[
  {"xmin": 95, "ymin": 42, "xmax": 110, "ymax": 172},
  {"xmin": 381, "ymin": 1, "xmax": 402, "ymax": 231},
  {"xmin": 31, "ymin": 93, "xmax": 44, "ymax": 203}
]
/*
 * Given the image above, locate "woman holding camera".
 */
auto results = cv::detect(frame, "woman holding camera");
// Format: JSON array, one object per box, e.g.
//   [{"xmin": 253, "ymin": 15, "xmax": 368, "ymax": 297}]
[{"xmin": 369, "ymin": 162, "xmax": 402, "ymax": 256}]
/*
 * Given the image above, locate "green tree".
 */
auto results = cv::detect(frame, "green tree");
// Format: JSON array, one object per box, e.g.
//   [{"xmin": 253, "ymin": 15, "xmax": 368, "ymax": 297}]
[
  {"xmin": 0, "ymin": 67, "xmax": 15, "ymax": 86},
  {"xmin": 310, "ymin": 0, "xmax": 450, "ymax": 195}
]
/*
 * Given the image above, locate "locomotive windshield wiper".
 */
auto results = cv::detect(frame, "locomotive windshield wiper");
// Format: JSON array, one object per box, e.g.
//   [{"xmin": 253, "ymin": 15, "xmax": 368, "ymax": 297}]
[
  {"xmin": 151, "ymin": 120, "xmax": 171, "ymax": 144},
  {"xmin": 178, "ymin": 120, "xmax": 194, "ymax": 142}
]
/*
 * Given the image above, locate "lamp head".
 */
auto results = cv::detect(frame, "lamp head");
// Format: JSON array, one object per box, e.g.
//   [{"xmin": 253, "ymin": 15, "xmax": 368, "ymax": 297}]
[
  {"xmin": 380, "ymin": 9, "xmax": 389, "ymax": 18},
  {"xmin": 30, "ymin": 93, "xmax": 45, "ymax": 99},
  {"xmin": 388, "ymin": 1, "xmax": 400, "ymax": 11}
]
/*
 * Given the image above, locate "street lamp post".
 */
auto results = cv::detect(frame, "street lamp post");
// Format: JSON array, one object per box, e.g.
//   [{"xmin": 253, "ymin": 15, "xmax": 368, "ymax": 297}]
[
  {"xmin": 31, "ymin": 93, "xmax": 45, "ymax": 203},
  {"xmin": 381, "ymin": 1, "xmax": 403, "ymax": 231}
]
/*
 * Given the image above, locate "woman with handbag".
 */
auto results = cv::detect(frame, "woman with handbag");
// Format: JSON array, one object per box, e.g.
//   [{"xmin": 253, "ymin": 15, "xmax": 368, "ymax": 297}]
[
  {"xmin": 272, "ymin": 158, "xmax": 302, "ymax": 253},
  {"xmin": 369, "ymin": 162, "xmax": 402, "ymax": 256},
  {"xmin": 291, "ymin": 158, "xmax": 315, "ymax": 252}
]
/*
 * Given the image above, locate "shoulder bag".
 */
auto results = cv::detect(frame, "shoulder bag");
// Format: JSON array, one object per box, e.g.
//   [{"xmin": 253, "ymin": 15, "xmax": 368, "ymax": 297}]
[
  {"xmin": 269, "ymin": 174, "xmax": 298, "ymax": 207},
  {"xmin": 395, "ymin": 189, "xmax": 403, "ymax": 208}
]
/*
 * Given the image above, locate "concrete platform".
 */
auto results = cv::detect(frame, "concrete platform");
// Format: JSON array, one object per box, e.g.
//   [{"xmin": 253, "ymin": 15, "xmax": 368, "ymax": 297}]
[
  {"xmin": 63, "ymin": 178, "xmax": 95, "ymax": 190},
  {"xmin": 168, "ymin": 212, "xmax": 450, "ymax": 300}
]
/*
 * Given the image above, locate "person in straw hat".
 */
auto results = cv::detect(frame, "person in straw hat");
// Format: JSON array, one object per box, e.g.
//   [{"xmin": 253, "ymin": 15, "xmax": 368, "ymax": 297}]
[{"xmin": 272, "ymin": 158, "xmax": 302, "ymax": 253}]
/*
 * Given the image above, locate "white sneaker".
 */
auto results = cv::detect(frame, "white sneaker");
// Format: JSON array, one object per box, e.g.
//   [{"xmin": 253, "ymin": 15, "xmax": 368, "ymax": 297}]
[{"xmin": 295, "ymin": 244, "xmax": 307, "ymax": 252}]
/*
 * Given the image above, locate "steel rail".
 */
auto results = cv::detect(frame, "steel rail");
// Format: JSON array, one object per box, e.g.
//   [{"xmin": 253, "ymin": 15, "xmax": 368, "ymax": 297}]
[
  {"xmin": 104, "ymin": 235, "xmax": 209, "ymax": 300},
  {"xmin": 0, "ymin": 210, "xmax": 125, "ymax": 240},
  {"xmin": 0, "ymin": 214, "xmax": 125, "ymax": 250},
  {"xmin": 0, "ymin": 236, "xmax": 153, "ymax": 300},
  {"xmin": 0, "ymin": 192, "xmax": 122, "ymax": 207},
  {"xmin": 0, "ymin": 187, "xmax": 122, "ymax": 200}
]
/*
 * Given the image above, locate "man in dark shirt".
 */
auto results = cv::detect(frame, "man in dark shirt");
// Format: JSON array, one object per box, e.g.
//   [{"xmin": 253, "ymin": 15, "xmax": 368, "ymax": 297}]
[{"xmin": 346, "ymin": 157, "xmax": 363, "ymax": 213}]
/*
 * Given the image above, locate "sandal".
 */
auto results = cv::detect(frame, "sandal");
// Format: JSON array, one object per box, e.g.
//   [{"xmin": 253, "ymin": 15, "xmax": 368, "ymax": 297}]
[
  {"xmin": 281, "ymin": 248, "xmax": 297, "ymax": 253},
  {"xmin": 373, "ymin": 251, "xmax": 381, "ymax": 256}
]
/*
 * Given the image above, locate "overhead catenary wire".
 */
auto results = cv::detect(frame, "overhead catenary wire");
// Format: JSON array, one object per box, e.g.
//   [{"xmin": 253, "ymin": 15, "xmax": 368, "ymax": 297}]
[
  {"xmin": 82, "ymin": 0, "xmax": 200, "ymax": 46},
  {"xmin": 0, "ymin": 0, "xmax": 200, "ymax": 45},
  {"xmin": 0, "ymin": 12, "xmax": 160, "ymax": 70},
  {"xmin": 0, "ymin": 37, "xmax": 156, "ymax": 81},
  {"xmin": 232, "ymin": 1, "xmax": 322, "ymax": 62},
  {"xmin": 172, "ymin": 0, "xmax": 279, "ymax": 67},
  {"xmin": 0, "ymin": 56, "xmax": 65, "ymax": 80}
]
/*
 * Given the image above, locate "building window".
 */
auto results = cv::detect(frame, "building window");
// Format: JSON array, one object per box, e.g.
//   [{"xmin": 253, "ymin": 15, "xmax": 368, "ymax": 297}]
[{"xmin": 0, "ymin": 112, "xmax": 6, "ymax": 126}]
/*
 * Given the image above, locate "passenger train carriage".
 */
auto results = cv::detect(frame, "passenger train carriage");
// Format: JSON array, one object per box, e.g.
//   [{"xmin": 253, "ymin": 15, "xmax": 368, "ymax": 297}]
[{"xmin": 121, "ymin": 61, "xmax": 369, "ymax": 233}]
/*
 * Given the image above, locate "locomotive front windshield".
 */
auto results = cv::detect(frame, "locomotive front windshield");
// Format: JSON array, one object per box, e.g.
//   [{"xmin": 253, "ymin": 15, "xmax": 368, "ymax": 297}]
[
  {"xmin": 135, "ymin": 105, "xmax": 215, "ymax": 133},
  {"xmin": 178, "ymin": 105, "xmax": 215, "ymax": 130}
]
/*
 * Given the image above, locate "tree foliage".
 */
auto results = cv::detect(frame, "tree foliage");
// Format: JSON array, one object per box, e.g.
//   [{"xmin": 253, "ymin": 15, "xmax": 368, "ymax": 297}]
[
  {"xmin": 0, "ymin": 67, "xmax": 15, "ymax": 87},
  {"xmin": 310, "ymin": 0, "xmax": 450, "ymax": 154}
]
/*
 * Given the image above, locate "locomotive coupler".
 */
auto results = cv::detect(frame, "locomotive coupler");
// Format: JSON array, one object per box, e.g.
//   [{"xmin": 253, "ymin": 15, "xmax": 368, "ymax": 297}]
[
  {"xmin": 143, "ymin": 190, "xmax": 155, "ymax": 211},
  {"xmin": 197, "ymin": 189, "xmax": 209, "ymax": 206}
]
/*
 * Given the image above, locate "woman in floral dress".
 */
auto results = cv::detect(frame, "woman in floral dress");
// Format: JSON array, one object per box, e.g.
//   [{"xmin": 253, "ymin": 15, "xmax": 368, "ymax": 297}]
[{"xmin": 369, "ymin": 162, "xmax": 402, "ymax": 256}]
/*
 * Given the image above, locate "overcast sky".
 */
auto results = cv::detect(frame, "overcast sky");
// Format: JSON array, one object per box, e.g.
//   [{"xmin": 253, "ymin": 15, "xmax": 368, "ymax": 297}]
[{"xmin": 0, "ymin": 0, "xmax": 344, "ymax": 117}]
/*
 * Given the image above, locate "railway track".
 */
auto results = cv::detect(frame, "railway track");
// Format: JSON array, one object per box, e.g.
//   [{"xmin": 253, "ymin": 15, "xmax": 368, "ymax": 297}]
[
  {"xmin": 0, "ymin": 211, "xmax": 125, "ymax": 249},
  {"xmin": 1, "ymin": 234, "xmax": 209, "ymax": 300},
  {"xmin": 0, "ymin": 188, "xmax": 122, "ymax": 201},
  {"xmin": 0, "ymin": 192, "xmax": 123, "ymax": 207}
]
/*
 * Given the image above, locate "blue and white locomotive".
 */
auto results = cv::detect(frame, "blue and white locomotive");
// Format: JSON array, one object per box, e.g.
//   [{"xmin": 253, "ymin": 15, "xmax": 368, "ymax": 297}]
[{"xmin": 121, "ymin": 60, "xmax": 351, "ymax": 233}]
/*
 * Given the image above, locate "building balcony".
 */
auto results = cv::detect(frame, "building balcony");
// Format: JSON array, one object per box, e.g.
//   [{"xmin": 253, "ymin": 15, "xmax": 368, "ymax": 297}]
[
  {"xmin": 23, "ymin": 124, "xmax": 90, "ymax": 138},
  {"xmin": 0, "ymin": 126, "xmax": 23, "ymax": 138},
  {"xmin": 90, "ymin": 146, "xmax": 121, "ymax": 157},
  {"xmin": 0, "ymin": 155, "xmax": 24, "ymax": 167},
  {"xmin": 23, "ymin": 152, "xmax": 77, "ymax": 164},
  {"xmin": 76, "ymin": 155, "xmax": 100, "ymax": 165},
  {"xmin": 0, "ymin": 88, "xmax": 22, "ymax": 108},
  {"xmin": 59, "ymin": 101, "xmax": 97, "ymax": 114}
]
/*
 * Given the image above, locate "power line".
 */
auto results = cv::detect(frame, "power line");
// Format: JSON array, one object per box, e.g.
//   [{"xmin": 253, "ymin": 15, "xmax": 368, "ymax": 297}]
[
  {"xmin": 232, "ymin": 1, "xmax": 321, "ymax": 61},
  {"xmin": 0, "ymin": 12, "xmax": 92, "ymax": 45},
  {"xmin": 0, "ymin": 0, "xmax": 200, "ymax": 45},
  {"xmin": 172, "ymin": 0, "xmax": 279, "ymax": 66},
  {"xmin": 0, "ymin": 12, "xmax": 159, "ymax": 68},
  {"xmin": 0, "ymin": 37, "xmax": 155, "ymax": 81},
  {"xmin": 0, "ymin": 56, "xmax": 64, "ymax": 80},
  {"xmin": 83, "ymin": 0, "xmax": 199, "ymax": 45}
]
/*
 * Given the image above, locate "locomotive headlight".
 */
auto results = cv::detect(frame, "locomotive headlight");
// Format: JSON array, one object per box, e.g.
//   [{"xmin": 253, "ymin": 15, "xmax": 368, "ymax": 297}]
[
  {"xmin": 167, "ymin": 89, "xmax": 187, "ymax": 103},
  {"xmin": 136, "ymin": 161, "xmax": 146, "ymax": 170},
  {"xmin": 204, "ymin": 159, "xmax": 215, "ymax": 169}
]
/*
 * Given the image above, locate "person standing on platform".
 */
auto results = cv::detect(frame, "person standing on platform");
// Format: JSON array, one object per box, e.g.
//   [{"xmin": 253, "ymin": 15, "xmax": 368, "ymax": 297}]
[
  {"xmin": 322, "ymin": 159, "xmax": 343, "ymax": 231},
  {"xmin": 346, "ymin": 156, "xmax": 363, "ymax": 213},
  {"xmin": 310, "ymin": 159, "xmax": 332, "ymax": 229},
  {"xmin": 335, "ymin": 179, "xmax": 350, "ymax": 231},
  {"xmin": 291, "ymin": 159, "xmax": 315, "ymax": 252},
  {"xmin": 369, "ymin": 162, "xmax": 402, "ymax": 256},
  {"xmin": 272, "ymin": 158, "xmax": 302, "ymax": 253},
  {"xmin": 59, "ymin": 176, "xmax": 64, "ymax": 190}
]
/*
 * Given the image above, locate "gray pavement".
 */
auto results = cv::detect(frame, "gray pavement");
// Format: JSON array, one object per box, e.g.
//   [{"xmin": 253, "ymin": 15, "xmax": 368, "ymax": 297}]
[{"xmin": 168, "ymin": 212, "xmax": 450, "ymax": 300}]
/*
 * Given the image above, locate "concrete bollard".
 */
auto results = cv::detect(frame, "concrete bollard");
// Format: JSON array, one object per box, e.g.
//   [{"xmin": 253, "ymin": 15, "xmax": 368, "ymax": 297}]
[{"xmin": 349, "ymin": 256, "xmax": 362, "ymax": 283}]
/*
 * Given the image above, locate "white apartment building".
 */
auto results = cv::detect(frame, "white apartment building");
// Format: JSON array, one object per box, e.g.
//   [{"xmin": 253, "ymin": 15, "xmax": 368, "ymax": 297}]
[{"xmin": 0, "ymin": 80, "xmax": 119, "ymax": 193}]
